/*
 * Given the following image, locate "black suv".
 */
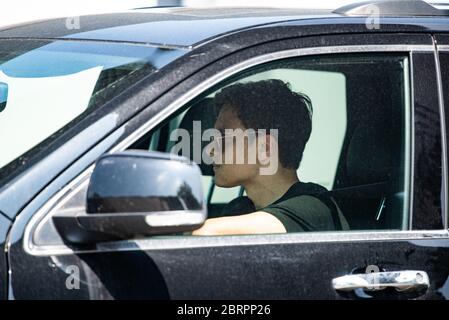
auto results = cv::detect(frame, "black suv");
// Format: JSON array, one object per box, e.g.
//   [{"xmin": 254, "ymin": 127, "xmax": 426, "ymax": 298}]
[{"xmin": 0, "ymin": 0, "xmax": 449, "ymax": 299}]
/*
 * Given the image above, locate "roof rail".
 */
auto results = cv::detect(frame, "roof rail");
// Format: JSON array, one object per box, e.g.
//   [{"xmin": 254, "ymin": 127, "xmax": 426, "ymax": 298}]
[{"xmin": 333, "ymin": 0, "xmax": 449, "ymax": 16}]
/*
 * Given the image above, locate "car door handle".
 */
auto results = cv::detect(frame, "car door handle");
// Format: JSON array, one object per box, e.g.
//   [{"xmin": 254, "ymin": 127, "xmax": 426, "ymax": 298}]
[{"xmin": 332, "ymin": 270, "xmax": 430, "ymax": 292}]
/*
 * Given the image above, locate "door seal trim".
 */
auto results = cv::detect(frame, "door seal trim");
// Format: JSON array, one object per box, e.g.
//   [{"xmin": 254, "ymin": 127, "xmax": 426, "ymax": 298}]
[
  {"xmin": 434, "ymin": 38, "xmax": 449, "ymax": 230},
  {"xmin": 27, "ymin": 230, "xmax": 449, "ymax": 257}
]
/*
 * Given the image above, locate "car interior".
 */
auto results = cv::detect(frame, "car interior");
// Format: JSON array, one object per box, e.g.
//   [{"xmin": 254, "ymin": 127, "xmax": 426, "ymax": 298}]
[{"xmin": 129, "ymin": 53, "xmax": 408, "ymax": 232}]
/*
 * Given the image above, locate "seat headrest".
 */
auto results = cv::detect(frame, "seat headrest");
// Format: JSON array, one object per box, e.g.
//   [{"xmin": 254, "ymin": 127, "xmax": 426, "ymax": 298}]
[
  {"xmin": 346, "ymin": 117, "xmax": 392, "ymax": 185},
  {"xmin": 177, "ymin": 98, "xmax": 217, "ymax": 176}
]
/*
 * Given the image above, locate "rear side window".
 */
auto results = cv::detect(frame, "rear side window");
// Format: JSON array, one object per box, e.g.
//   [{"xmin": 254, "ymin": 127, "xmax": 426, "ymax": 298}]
[{"xmin": 140, "ymin": 53, "xmax": 411, "ymax": 232}]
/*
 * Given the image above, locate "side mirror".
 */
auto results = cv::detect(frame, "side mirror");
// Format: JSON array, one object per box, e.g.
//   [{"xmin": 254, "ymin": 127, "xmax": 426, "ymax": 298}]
[{"xmin": 53, "ymin": 150, "xmax": 206, "ymax": 245}]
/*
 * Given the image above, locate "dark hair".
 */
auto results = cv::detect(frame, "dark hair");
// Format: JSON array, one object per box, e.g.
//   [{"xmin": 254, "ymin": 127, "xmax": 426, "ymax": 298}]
[{"xmin": 214, "ymin": 79, "xmax": 312, "ymax": 169}]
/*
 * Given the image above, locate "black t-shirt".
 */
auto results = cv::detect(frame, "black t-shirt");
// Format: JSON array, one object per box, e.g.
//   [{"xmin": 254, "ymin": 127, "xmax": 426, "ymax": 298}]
[
  {"xmin": 261, "ymin": 182, "xmax": 336, "ymax": 232},
  {"xmin": 222, "ymin": 182, "xmax": 343, "ymax": 232}
]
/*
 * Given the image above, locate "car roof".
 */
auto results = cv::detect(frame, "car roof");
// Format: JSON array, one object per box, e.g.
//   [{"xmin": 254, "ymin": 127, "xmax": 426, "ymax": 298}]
[
  {"xmin": 0, "ymin": 5, "xmax": 448, "ymax": 49},
  {"xmin": 0, "ymin": 7, "xmax": 340, "ymax": 49}
]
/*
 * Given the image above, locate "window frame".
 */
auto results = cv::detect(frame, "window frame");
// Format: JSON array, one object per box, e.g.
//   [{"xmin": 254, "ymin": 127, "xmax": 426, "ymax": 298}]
[
  {"xmin": 437, "ymin": 43, "xmax": 449, "ymax": 231},
  {"xmin": 23, "ymin": 43, "xmax": 449, "ymax": 257}
]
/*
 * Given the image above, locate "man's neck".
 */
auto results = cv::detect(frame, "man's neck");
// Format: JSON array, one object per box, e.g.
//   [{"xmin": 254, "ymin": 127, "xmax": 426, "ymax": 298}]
[{"xmin": 244, "ymin": 169, "xmax": 299, "ymax": 210}]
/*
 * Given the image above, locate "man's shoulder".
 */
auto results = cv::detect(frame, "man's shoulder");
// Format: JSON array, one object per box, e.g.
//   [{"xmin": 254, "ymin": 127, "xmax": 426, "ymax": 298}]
[
  {"xmin": 263, "ymin": 193, "xmax": 335, "ymax": 232},
  {"xmin": 266, "ymin": 193, "xmax": 331, "ymax": 215}
]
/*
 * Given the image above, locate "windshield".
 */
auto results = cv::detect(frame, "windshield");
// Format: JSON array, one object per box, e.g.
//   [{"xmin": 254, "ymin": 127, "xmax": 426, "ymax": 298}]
[{"xmin": 0, "ymin": 39, "xmax": 184, "ymax": 173}]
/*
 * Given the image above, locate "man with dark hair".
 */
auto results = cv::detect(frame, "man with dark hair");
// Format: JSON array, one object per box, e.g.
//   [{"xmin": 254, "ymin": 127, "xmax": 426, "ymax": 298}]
[{"xmin": 193, "ymin": 79, "xmax": 348, "ymax": 235}]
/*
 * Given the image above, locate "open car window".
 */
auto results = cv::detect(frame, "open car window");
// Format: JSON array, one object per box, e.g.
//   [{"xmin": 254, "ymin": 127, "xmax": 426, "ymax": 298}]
[{"xmin": 135, "ymin": 53, "xmax": 411, "ymax": 233}]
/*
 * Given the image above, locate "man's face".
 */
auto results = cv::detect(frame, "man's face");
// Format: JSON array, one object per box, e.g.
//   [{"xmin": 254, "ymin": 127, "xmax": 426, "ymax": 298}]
[{"xmin": 212, "ymin": 105, "xmax": 260, "ymax": 187}]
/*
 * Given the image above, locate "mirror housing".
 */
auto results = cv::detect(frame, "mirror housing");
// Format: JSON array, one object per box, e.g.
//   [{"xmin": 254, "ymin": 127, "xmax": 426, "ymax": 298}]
[{"xmin": 53, "ymin": 150, "xmax": 206, "ymax": 245}]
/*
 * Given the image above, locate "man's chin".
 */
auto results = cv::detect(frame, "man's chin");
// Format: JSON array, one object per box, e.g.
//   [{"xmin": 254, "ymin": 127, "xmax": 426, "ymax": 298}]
[
  {"xmin": 213, "ymin": 165, "xmax": 244, "ymax": 188},
  {"xmin": 214, "ymin": 173, "xmax": 238, "ymax": 188},
  {"xmin": 214, "ymin": 178, "xmax": 236, "ymax": 188}
]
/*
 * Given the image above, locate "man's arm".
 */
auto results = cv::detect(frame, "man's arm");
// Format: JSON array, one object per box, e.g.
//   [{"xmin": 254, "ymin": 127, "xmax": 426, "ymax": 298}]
[{"xmin": 192, "ymin": 211, "xmax": 286, "ymax": 236}]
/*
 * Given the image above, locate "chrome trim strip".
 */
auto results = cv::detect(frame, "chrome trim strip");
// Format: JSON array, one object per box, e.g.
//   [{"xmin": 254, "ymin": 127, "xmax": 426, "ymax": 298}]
[
  {"xmin": 27, "ymin": 230, "xmax": 449, "ymax": 257},
  {"xmin": 23, "ymin": 44, "xmax": 436, "ymax": 257},
  {"xmin": 438, "ymin": 45, "xmax": 449, "ymax": 51},
  {"xmin": 434, "ymin": 37, "xmax": 449, "ymax": 230},
  {"xmin": 406, "ymin": 55, "xmax": 414, "ymax": 230}
]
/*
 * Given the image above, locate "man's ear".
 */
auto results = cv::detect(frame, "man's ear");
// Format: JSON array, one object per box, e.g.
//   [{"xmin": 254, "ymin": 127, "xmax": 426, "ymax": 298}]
[
  {"xmin": 258, "ymin": 131, "xmax": 279, "ymax": 176},
  {"xmin": 265, "ymin": 133, "xmax": 280, "ymax": 157},
  {"xmin": 257, "ymin": 133, "xmax": 277, "ymax": 164},
  {"xmin": 260, "ymin": 133, "xmax": 271, "ymax": 157}
]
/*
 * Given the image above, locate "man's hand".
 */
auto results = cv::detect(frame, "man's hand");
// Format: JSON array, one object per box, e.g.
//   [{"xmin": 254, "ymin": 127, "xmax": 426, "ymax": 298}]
[{"xmin": 192, "ymin": 211, "xmax": 286, "ymax": 236}]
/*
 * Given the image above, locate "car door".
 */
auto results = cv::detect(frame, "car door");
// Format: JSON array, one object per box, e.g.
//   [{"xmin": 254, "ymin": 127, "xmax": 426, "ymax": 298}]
[{"xmin": 6, "ymin": 32, "xmax": 449, "ymax": 299}]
